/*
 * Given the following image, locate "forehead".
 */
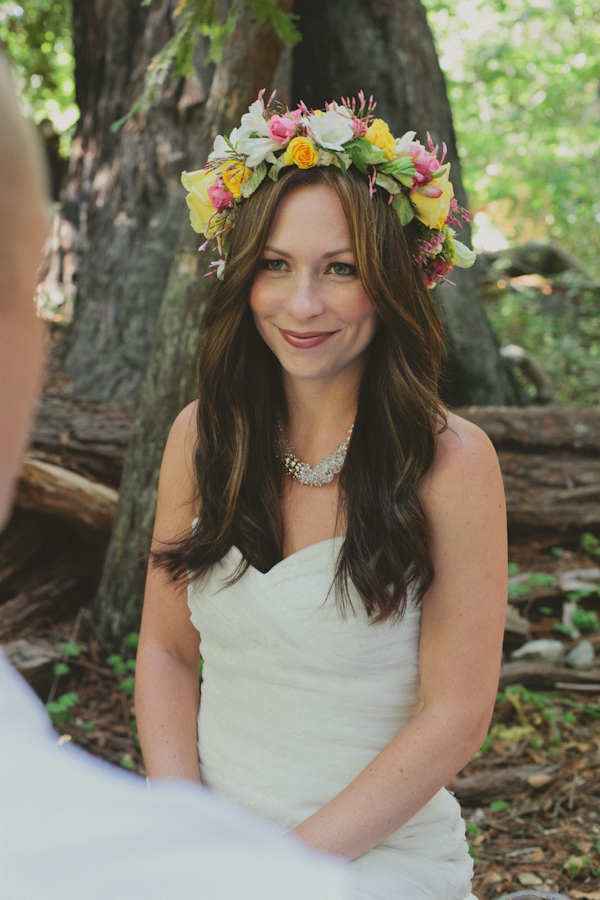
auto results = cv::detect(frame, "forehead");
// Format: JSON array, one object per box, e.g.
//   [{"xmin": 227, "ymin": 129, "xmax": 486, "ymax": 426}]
[{"xmin": 267, "ymin": 183, "xmax": 352, "ymax": 251}]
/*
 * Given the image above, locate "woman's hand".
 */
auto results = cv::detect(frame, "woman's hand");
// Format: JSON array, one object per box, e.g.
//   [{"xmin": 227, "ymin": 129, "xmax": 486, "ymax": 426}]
[{"xmin": 290, "ymin": 413, "xmax": 507, "ymax": 859}]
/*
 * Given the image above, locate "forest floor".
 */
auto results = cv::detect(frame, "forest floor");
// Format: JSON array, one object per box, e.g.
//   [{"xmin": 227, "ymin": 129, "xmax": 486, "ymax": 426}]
[{"xmin": 5, "ymin": 531, "xmax": 600, "ymax": 899}]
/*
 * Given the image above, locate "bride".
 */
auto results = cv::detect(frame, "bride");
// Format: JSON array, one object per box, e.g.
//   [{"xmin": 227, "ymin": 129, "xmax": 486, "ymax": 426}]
[{"xmin": 135, "ymin": 93, "xmax": 507, "ymax": 900}]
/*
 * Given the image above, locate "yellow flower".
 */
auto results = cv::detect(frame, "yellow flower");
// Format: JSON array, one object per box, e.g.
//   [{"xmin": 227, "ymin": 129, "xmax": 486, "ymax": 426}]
[
  {"xmin": 364, "ymin": 118, "xmax": 396, "ymax": 160},
  {"xmin": 411, "ymin": 164, "xmax": 454, "ymax": 231},
  {"xmin": 283, "ymin": 136, "xmax": 319, "ymax": 169},
  {"xmin": 181, "ymin": 168, "xmax": 220, "ymax": 236},
  {"xmin": 221, "ymin": 160, "xmax": 252, "ymax": 199}
]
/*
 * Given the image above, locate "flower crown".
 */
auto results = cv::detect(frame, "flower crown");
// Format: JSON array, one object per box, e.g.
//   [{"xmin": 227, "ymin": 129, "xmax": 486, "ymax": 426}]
[{"xmin": 181, "ymin": 90, "xmax": 476, "ymax": 287}]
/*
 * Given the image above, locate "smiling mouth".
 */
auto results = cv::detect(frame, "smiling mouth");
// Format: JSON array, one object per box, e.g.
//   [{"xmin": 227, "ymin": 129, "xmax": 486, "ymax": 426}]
[{"xmin": 278, "ymin": 328, "xmax": 337, "ymax": 349}]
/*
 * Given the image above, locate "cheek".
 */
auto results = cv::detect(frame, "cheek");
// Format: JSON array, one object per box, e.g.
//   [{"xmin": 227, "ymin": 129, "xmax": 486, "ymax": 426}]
[{"xmin": 338, "ymin": 288, "xmax": 377, "ymax": 330}]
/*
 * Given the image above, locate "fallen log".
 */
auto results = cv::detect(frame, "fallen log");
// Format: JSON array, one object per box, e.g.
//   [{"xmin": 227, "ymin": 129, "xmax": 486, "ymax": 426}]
[
  {"xmin": 16, "ymin": 456, "xmax": 118, "ymax": 533},
  {"xmin": 25, "ymin": 398, "xmax": 600, "ymax": 531},
  {"xmin": 31, "ymin": 395, "xmax": 133, "ymax": 487},
  {"xmin": 450, "ymin": 763, "xmax": 559, "ymax": 805},
  {"xmin": 455, "ymin": 405, "xmax": 600, "ymax": 455},
  {"xmin": 499, "ymin": 660, "xmax": 600, "ymax": 691},
  {"xmin": 0, "ymin": 578, "xmax": 76, "ymax": 640},
  {"xmin": 455, "ymin": 406, "xmax": 600, "ymax": 531}
]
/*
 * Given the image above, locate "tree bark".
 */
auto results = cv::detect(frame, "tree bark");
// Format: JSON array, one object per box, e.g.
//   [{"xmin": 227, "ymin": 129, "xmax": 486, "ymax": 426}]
[
  {"xmin": 291, "ymin": 0, "xmax": 523, "ymax": 406},
  {"xmin": 46, "ymin": 0, "xmax": 217, "ymax": 401},
  {"xmin": 93, "ymin": 5, "xmax": 291, "ymax": 648}
]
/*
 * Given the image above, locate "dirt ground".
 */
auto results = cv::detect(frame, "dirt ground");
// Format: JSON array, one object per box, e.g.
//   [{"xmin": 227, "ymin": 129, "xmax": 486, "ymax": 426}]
[{"xmin": 7, "ymin": 532, "xmax": 600, "ymax": 899}]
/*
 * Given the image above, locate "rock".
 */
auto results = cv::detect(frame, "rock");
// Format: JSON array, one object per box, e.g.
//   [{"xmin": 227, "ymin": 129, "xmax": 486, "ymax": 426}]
[
  {"xmin": 510, "ymin": 639, "xmax": 565, "ymax": 666},
  {"xmin": 518, "ymin": 873, "xmax": 544, "ymax": 886},
  {"xmin": 562, "ymin": 601, "xmax": 581, "ymax": 640},
  {"xmin": 565, "ymin": 640, "xmax": 596, "ymax": 669},
  {"xmin": 2, "ymin": 638, "xmax": 60, "ymax": 697},
  {"xmin": 505, "ymin": 604, "xmax": 530, "ymax": 637},
  {"xmin": 558, "ymin": 567, "xmax": 600, "ymax": 594}
]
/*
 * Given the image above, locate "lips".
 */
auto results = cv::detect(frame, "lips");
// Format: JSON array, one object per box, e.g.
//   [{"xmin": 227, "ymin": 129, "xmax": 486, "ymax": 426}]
[{"xmin": 278, "ymin": 328, "xmax": 336, "ymax": 349}]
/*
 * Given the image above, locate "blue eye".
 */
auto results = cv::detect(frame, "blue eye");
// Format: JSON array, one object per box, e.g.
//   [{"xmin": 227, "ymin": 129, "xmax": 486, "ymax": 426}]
[
  {"xmin": 263, "ymin": 259, "xmax": 286, "ymax": 271},
  {"xmin": 330, "ymin": 263, "xmax": 355, "ymax": 276}
]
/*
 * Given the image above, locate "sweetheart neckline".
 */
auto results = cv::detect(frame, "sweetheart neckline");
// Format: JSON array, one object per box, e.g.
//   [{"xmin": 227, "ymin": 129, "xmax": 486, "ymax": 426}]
[{"xmin": 233, "ymin": 535, "xmax": 345, "ymax": 577}]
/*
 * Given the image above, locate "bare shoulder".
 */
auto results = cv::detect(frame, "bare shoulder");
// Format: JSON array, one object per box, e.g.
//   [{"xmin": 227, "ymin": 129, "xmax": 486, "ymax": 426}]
[
  {"xmin": 155, "ymin": 401, "xmax": 199, "ymax": 528},
  {"xmin": 420, "ymin": 411, "xmax": 503, "ymax": 506}
]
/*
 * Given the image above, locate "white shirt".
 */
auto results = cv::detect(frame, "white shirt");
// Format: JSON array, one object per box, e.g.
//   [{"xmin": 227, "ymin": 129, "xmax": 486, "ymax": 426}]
[{"xmin": 0, "ymin": 649, "xmax": 354, "ymax": 900}]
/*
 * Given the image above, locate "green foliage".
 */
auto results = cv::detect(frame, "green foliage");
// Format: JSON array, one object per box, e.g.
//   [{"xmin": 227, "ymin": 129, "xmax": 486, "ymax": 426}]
[
  {"xmin": 551, "ymin": 546, "xmax": 566, "ymax": 557},
  {"xmin": 570, "ymin": 608, "xmax": 600, "ymax": 632},
  {"xmin": 106, "ymin": 654, "xmax": 128, "ymax": 677},
  {"xmin": 482, "ymin": 276, "xmax": 600, "ymax": 407},
  {"xmin": 111, "ymin": 0, "xmax": 301, "ymax": 132},
  {"xmin": 581, "ymin": 532, "xmax": 600, "ymax": 557},
  {"xmin": 46, "ymin": 691, "xmax": 79, "ymax": 724},
  {"xmin": 489, "ymin": 800, "xmax": 509, "ymax": 811},
  {"xmin": 59, "ymin": 641, "xmax": 81, "ymax": 657},
  {"xmin": 508, "ymin": 583, "xmax": 528, "ymax": 598},
  {"xmin": 466, "ymin": 823, "xmax": 482, "ymax": 835},
  {"xmin": 539, "ymin": 606, "xmax": 553, "ymax": 616},
  {"xmin": 507, "ymin": 562, "xmax": 520, "ymax": 576},
  {"xmin": 552, "ymin": 622, "xmax": 572, "ymax": 636},
  {"xmin": 1, "ymin": 0, "xmax": 77, "ymax": 153},
  {"xmin": 424, "ymin": 0, "xmax": 600, "ymax": 277},
  {"xmin": 528, "ymin": 572, "xmax": 557, "ymax": 587},
  {"xmin": 53, "ymin": 662, "xmax": 70, "ymax": 676},
  {"xmin": 120, "ymin": 756, "xmax": 135, "ymax": 768},
  {"xmin": 119, "ymin": 678, "xmax": 135, "ymax": 694},
  {"xmin": 123, "ymin": 632, "xmax": 140, "ymax": 649}
]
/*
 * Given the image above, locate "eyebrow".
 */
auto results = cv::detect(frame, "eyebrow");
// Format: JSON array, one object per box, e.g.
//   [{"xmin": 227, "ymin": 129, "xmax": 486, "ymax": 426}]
[{"xmin": 264, "ymin": 245, "xmax": 354, "ymax": 259}]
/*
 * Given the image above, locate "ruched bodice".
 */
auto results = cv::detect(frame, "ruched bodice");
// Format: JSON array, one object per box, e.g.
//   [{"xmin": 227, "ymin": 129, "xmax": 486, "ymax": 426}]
[{"xmin": 187, "ymin": 537, "xmax": 475, "ymax": 900}]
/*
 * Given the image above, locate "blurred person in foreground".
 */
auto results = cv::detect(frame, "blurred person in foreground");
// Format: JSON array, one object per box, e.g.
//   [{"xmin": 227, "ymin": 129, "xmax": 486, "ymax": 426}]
[{"xmin": 0, "ymin": 53, "xmax": 353, "ymax": 900}]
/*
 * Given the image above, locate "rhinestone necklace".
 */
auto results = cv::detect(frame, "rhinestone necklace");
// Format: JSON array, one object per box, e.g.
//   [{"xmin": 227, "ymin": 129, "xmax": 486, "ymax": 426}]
[{"xmin": 277, "ymin": 422, "xmax": 354, "ymax": 487}]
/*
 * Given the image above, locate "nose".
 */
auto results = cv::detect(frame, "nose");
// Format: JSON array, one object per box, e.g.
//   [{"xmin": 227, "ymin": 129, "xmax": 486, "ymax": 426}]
[{"xmin": 284, "ymin": 270, "xmax": 325, "ymax": 321}]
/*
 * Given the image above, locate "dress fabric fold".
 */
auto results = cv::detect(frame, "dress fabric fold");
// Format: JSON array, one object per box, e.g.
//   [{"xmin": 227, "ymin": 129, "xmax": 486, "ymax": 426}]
[{"xmin": 187, "ymin": 536, "xmax": 476, "ymax": 900}]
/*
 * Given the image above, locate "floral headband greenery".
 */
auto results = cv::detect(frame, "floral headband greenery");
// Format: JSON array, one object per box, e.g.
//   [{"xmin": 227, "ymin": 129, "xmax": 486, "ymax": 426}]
[{"xmin": 181, "ymin": 90, "xmax": 476, "ymax": 287}]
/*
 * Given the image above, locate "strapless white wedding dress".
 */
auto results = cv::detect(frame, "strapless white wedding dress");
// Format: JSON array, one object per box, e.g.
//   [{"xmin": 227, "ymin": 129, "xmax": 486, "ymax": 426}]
[{"xmin": 187, "ymin": 536, "xmax": 476, "ymax": 900}]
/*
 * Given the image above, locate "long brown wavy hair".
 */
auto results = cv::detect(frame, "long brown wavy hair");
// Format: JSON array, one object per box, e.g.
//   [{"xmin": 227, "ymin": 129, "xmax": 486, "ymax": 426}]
[{"xmin": 155, "ymin": 164, "xmax": 447, "ymax": 622}]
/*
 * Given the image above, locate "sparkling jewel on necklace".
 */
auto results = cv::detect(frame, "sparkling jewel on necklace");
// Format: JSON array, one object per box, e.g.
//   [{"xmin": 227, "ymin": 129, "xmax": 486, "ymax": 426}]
[{"xmin": 278, "ymin": 423, "xmax": 354, "ymax": 487}]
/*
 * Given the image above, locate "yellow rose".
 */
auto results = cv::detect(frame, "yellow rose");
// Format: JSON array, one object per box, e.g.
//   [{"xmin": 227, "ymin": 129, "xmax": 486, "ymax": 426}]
[
  {"xmin": 411, "ymin": 164, "xmax": 454, "ymax": 231},
  {"xmin": 181, "ymin": 168, "xmax": 220, "ymax": 236},
  {"xmin": 283, "ymin": 136, "xmax": 319, "ymax": 169},
  {"xmin": 222, "ymin": 160, "xmax": 252, "ymax": 199},
  {"xmin": 364, "ymin": 118, "xmax": 396, "ymax": 160}
]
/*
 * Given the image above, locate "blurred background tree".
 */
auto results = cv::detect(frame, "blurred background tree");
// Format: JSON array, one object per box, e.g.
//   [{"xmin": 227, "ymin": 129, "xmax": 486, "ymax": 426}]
[{"xmin": 424, "ymin": 0, "xmax": 600, "ymax": 277}]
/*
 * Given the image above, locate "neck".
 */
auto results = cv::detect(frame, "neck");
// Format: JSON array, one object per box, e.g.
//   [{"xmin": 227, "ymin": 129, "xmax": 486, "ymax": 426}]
[{"xmin": 282, "ymin": 358, "xmax": 365, "ymax": 465}]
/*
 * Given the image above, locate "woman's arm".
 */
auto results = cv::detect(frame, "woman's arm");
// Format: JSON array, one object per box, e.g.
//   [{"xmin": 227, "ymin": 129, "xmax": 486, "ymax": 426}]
[
  {"xmin": 135, "ymin": 402, "xmax": 203, "ymax": 781},
  {"xmin": 291, "ymin": 414, "xmax": 508, "ymax": 859}
]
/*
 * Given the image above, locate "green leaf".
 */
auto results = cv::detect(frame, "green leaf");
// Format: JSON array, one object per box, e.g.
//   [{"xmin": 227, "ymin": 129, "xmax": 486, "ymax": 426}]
[
  {"xmin": 120, "ymin": 757, "xmax": 135, "ymax": 769},
  {"xmin": 508, "ymin": 583, "xmax": 529, "ymax": 598},
  {"xmin": 552, "ymin": 623, "xmax": 572, "ymax": 636},
  {"xmin": 539, "ymin": 606, "xmax": 553, "ymax": 615},
  {"xmin": 53, "ymin": 663, "xmax": 70, "ymax": 676},
  {"xmin": 59, "ymin": 641, "xmax": 81, "ymax": 657},
  {"xmin": 268, "ymin": 154, "xmax": 287, "ymax": 182},
  {"xmin": 241, "ymin": 161, "xmax": 267, "ymax": 197},
  {"xmin": 125, "ymin": 659, "xmax": 136, "ymax": 671},
  {"xmin": 123, "ymin": 633, "xmax": 139, "ymax": 649},
  {"xmin": 527, "ymin": 572, "xmax": 557, "ymax": 586},
  {"xmin": 119, "ymin": 678, "xmax": 135, "ymax": 694},
  {"xmin": 466, "ymin": 824, "xmax": 481, "ymax": 835},
  {"xmin": 508, "ymin": 562, "xmax": 520, "ymax": 576},
  {"xmin": 489, "ymin": 800, "xmax": 510, "ymax": 811},
  {"xmin": 374, "ymin": 172, "xmax": 402, "ymax": 195},
  {"xmin": 551, "ymin": 547, "xmax": 566, "ymax": 557},
  {"xmin": 392, "ymin": 193, "xmax": 415, "ymax": 226}
]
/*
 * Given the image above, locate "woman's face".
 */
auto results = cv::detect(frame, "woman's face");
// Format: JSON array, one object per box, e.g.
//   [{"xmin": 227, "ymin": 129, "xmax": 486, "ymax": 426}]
[{"xmin": 249, "ymin": 184, "xmax": 378, "ymax": 385}]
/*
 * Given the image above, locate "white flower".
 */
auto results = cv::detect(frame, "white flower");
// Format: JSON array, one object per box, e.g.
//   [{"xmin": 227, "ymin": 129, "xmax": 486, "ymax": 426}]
[
  {"xmin": 238, "ymin": 98, "xmax": 269, "ymax": 139},
  {"xmin": 394, "ymin": 130, "xmax": 416, "ymax": 156},
  {"xmin": 327, "ymin": 101, "xmax": 353, "ymax": 118},
  {"xmin": 453, "ymin": 238, "xmax": 477, "ymax": 268},
  {"xmin": 208, "ymin": 127, "xmax": 241, "ymax": 161},
  {"xmin": 236, "ymin": 136, "xmax": 279, "ymax": 167},
  {"xmin": 304, "ymin": 109, "xmax": 354, "ymax": 151}
]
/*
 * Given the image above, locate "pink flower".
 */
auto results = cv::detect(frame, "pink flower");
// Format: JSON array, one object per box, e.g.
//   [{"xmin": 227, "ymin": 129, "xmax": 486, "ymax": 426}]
[
  {"xmin": 267, "ymin": 109, "xmax": 301, "ymax": 145},
  {"xmin": 207, "ymin": 177, "xmax": 234, "ymax": 211}
]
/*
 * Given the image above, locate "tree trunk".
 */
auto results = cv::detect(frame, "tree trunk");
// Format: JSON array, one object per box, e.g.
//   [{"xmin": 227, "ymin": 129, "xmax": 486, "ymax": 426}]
[
  {"xmin": 49, "ymin": 0, "xmax": 217, "ymax": 401},
  {"xmin": 291, "ymin": 0, "xmax": 523, "ymax": 406},
  {"xmin": 93, "ymin": 5, "xmax": 291, "ymax": 648}
]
